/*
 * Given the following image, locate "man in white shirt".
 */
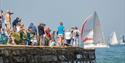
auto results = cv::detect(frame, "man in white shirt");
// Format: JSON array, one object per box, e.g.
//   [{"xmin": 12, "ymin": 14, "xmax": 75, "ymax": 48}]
[{"xmin": 65, "ymin": 29, "xmax": 72, "ymax": 46}]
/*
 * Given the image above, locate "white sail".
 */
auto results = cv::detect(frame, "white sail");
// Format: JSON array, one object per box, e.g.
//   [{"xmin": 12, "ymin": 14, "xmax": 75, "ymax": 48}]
[{"xmin": 110, "ymin": 32, "xmax": 119, "ymax": 45}]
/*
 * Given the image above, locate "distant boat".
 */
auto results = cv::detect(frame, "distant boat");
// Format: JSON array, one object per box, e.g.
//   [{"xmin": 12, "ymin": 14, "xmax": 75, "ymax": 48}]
[
  {"xmin": 110, "ymin": 32, "xmax": 119, "ymax": 45},
  {"xmin": 81, "ymin": 11, "xmax": 109, "ymax": 48},
  {"xmin": 119, "ymin": 35, "xmax": 125, "ymax": 45},
  {"xmin": 123, "ymin": 35, "xmax": 125, "ymax": 43}
]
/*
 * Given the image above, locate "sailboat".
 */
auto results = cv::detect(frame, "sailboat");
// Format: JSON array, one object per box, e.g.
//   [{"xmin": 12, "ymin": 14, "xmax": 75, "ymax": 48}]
[
  {"xmin": 122, "ymin": 35, "xmax": 125, "ymax": 43},
  {"xmin": 81, "ymin": 11, "xmax": 109, "ymax": 48},
  {"xmin": 110, "ymin": 32, "xmax": 119, "ymax": 45},
  {"xmin": 119, "ymin": 35, "xmax": 125, "ymax": 45}
]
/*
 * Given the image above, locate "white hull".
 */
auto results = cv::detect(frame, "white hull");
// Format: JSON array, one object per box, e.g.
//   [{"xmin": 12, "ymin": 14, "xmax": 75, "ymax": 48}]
[
  {"xmin": 109, "ymin": 42, "xmax": 125, "ymax": 47},
  {"xmin": 84, "ymin": 44, "xmax": 109, "ymax": 49},
  {"xmin": 119, "ymin": 42, "xmax": 125, "ymax": 45},
  {"xmin": 95, "ymin": 44, "xmax": 109, "ymax": 48},
  {"xmin": 119, "ymin": 39, "xmax": 125, "ymax": 45},
  {"xmin": 110, "ymin": 42, "xmax": 119, "ymax": 45},
  {"xmin": 84, "ymin": 44, "xmax": 95, "ymax": 49}
]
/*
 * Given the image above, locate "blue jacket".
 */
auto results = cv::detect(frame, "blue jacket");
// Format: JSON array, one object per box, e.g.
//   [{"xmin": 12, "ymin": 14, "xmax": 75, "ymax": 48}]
[{"xmin": 28, "ymin": 23, "xmax": 37, "ymax": 34}]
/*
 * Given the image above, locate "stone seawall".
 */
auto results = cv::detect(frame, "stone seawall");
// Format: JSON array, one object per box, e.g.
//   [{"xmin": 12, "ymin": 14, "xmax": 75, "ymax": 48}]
[{"xmin": 0, "ymin": 46, "xmax": 96, "ymax": 63}]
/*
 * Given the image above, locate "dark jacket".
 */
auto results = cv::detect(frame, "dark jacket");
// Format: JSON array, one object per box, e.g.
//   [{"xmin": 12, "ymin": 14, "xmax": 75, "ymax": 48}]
[
  {"xmin": 38, "ymin": 24, "xmax": 45, "ymax": 36},
  {"xmin": 12, "ymin": 17, "xmax": 21, "ymax": 27}
]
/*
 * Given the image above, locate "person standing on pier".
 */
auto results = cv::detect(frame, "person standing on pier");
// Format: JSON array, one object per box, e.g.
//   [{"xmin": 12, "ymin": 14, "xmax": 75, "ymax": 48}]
[
  {"xmin": 57, "ymin": 22, "xmax": 65, "ymax": 46},
  {"xmin": 28, "ymin": 22, "xmax": 37, "ymax": 45},
  {"xmin": 28, "ymin": 22, "xmax": 37, "ymax": 35},
  {"xmin": 12, "ymin": 17, "xmax": 21, "ymax": 31},
  {"xmin": 38, "ymin": 23, "xmax": 45, "ymax": 46},
  {"xmin": 72, "ymin": 26, "xmax": 80, "ymax": 47},
  {"xmin": 44, "ymin": 27, "xmax": 51, "ymax": 46},
  {"xmin": 5, "ymin": 10, "xmax": 13, "ymax": 34},
  {"xmin": 64, "ymin": 29, "xmax": 72, "ymax": 46}
]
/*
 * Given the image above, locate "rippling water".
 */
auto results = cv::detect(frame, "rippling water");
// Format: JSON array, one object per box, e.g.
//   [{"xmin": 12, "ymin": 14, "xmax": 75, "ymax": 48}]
[{"xmin": 96, "ymin": 45, "xmax": 125, "ymax": 63}]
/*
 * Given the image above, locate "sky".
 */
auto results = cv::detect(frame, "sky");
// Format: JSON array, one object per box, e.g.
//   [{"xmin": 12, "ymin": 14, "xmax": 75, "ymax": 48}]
[{"xmin": 0, "ymin": 0, "xmax": 125, "ymax": 39}]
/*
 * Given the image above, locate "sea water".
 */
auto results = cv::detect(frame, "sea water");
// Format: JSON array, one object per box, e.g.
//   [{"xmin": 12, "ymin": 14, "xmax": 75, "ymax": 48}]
[{"xmin": 96, "ymin": 45, "xmax": 125, "ymax": 63}]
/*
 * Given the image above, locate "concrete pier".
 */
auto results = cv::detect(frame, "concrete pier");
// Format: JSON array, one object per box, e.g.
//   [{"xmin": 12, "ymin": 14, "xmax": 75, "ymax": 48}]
[{"xmin": 0, "ymin": 45, "xmax": 96, "ymax": 63}]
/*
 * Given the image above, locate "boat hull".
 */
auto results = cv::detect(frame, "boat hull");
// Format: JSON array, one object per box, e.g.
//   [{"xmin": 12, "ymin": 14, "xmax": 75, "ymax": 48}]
[{"xmin": 84, "ymin": 44, "xmax": 109, "ymax": 49}]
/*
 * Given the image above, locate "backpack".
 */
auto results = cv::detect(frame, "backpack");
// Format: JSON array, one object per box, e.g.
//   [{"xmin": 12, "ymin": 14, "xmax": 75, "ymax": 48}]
[{"xmin": 76, "ymin": 32, "xmax": 79, "ymax": 37}]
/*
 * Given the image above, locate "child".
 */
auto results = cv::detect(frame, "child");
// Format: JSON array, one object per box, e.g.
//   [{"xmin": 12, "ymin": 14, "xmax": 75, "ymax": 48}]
[{"xmin": 49, "ymin": 39, "xmax": 57, "ymax": 46}]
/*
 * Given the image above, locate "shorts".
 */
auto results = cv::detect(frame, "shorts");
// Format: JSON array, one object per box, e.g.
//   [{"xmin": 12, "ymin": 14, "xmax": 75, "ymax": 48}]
[{"xmin": 58, "ymin": 34, "xmax": 64, "ymax": 37}]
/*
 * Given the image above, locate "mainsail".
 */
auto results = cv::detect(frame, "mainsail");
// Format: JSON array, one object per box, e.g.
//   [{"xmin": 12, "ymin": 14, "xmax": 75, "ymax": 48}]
[{"xmin": 93, "ymin": 12, "xmax": 105, "ymax": 45}]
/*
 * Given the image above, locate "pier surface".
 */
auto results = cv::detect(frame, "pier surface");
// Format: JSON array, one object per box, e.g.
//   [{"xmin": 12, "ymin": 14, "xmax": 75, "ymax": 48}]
[{"xmin": 0, "ymin": 45, "xmax": 96, "ymax": 63}]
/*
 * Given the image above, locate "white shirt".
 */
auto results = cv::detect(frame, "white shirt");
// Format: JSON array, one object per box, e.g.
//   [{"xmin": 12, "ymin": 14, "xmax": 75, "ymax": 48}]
[
  {"xmin": 16, "ymin": 25, "xmax": 20, "ymax": 32},
  {"xmin": 65, "ymin": 31, "xmax": 72, "ymax": 39}
]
